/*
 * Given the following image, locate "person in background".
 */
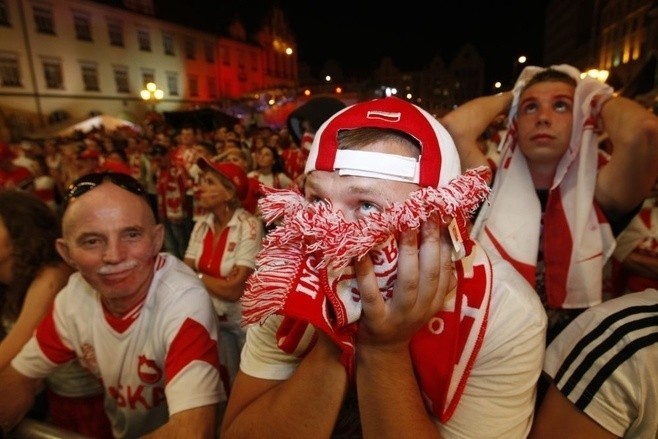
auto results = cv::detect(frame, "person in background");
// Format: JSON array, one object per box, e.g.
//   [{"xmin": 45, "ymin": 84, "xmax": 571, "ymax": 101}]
[
  {"xmin": 0, "ymin": 142, "xmax": 33, "ymax": 190},
  {"xmin": 215, "ymin": 147, "xmax": 259, "ymax": 215},
  {"xmin": 185, "ymin": 158, "xmax": 263, "ymax": 395},
  {"xmin": 248, "ymin": 145, "xmax": 293, "ymax": 191},
  {"xmin": 144, "ymin": 143, "xmax": 168, "ymax": 219},
  {"xmin": 166, "ymin": 125, "xmax": 199, "ymax": 251},
  {"xmin": 530, "ymin": 288, "xmax": 658, "ymax": 438},
  {"xmin": 0, "ymin": 173, "xmax": 224, "ymax": 438},
  {"xmin": 0, "ymin": 190, "xmax": 111, "ymax": 438},
  {"xmin": 608, "ymin": 182, "xmax": 658, "ymax": 294},
  {"xmin": 30, "ymin": 155, "xmax": 59, "ymax": 211},
  {"xmin": 441, "ymin": 64, "xmax": 658, "ymax": 343},
  {"xmin": 221, "ymin": 97, "xmax": 546, "ymax": 437}
]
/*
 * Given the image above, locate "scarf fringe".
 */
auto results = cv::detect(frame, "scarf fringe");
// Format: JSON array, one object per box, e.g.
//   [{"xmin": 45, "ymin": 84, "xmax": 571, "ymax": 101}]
[{"xmin": 242, "ymin": 167, "xmax": 491, "ymax": 326}]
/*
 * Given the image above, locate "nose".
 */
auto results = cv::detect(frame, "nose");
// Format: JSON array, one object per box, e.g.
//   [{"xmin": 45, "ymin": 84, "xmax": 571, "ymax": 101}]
[
  {"xmin": 102, "ymin": 238, "xmax": 124, "ymax": 263},
  {"xmin": 535, "ymin": 108, "xmax": 551, "ymax": 127}
]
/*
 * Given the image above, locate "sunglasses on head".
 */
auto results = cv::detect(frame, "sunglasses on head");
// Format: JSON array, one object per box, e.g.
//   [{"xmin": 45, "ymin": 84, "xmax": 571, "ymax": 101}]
[{"xmin": 63, "ymin": 172, "xmax": 146, "ymax": 209}]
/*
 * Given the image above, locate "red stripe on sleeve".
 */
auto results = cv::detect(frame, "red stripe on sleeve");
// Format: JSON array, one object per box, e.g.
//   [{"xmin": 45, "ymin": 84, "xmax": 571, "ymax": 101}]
[
  {"xmin": 164, "ymin": 318, "xmax": 220, "ymax": 385},
  {"xmin": 35, "ymin": 305, "xmax": 76, "ymax": 364}
]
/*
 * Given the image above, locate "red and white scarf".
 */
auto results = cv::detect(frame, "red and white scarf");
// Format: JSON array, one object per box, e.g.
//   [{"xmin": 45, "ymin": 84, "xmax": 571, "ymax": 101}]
[
  {"xmin": 472, "ymin": 64, "xmax": 616, "ymax": 309},
  {"xmin": 242, "ymin": 168, "xmax": 493, "ymax": 421}
]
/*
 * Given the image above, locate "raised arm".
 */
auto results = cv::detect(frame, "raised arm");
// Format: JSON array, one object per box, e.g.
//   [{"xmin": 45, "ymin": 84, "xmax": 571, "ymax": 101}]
[
  {"xmin": 596, "ymin": 96, "xmax": 658, "ymax": 214},
  {"xmin": 0, "ymin": 262, "xmax": 72, "ymax": 371},
  {"xmin": 441, "ymin": 91, "xmax": 513, "ymax": 179}
]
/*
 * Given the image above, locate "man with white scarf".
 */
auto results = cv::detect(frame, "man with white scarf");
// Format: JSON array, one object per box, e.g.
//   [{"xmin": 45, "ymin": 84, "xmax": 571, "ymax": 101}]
[{"xmin": 442, "ymin": 64, "xmax": 658, "ymax": 344}]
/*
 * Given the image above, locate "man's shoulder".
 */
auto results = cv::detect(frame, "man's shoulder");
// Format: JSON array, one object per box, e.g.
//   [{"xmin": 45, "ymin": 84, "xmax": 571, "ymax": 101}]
[
  {"xmin": 484, "ymin": 249, "xmax": 547, "ymax": 346},
  {"xmin": 150, "ymin": 254, "xmax": 210, "ymax": 305}
]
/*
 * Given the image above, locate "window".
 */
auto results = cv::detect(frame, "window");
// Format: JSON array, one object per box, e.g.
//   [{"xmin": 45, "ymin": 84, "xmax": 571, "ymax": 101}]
[
  {"xmin": 42, "ymin": 58, "xmax": 63, "ymax": 89},
  {"xmin": 141, "ymin": 69, "xmax": 154, "ymax": 86},
  {"xmin": 33, "ymin": 5, "xmax": 55, "ymax": 34},
  {"xmin": 207, "ymin": 76, "xmax": 217, "ymax": 98},
  {"xmin": 123, "ymin": 0, "xmax": 154, "ymax": 14},
  {"xmin": 184, "ymin": 37, "xmax": 195, "ymax": 60},
  {"xmin": 251, "ymin": 52, "xmax": 258, "ymax": 71},
  {"xmin": 0, "ymin": 0, "xmax": 10, "ymax": 26},
  {"xmin": 137, "ymin": 28, "xmax": 151, "ymax": 51},
  {"xmin": 221, "ymin": 46, "xmax": 230, "ymax": 66},
  {"xmin": 108, "ymin": 20, "xmax": 124, "ymax": 46},
  {"xmin": 204, "ymin": 41, "xmax": 214, "ymax": 63},
  {"xmin": 188, "ymin": 74, "xmax": 198, "ymax": 97},
  {"xmin": 113, "ymin": 66, "xmax": 129, "ymax": 93},
  {"xmin": 80, "ymin": 62, "xmax": 99, "ymax": 91},
  {"xmin": 73, "ymin": 11, "xmax": 92, "ymax": 41},
  {"xmin": 166, "ymin": 71, "xmax": 178, "ymax": 96},
  {"xmin": 0, "ymin": 53, "xmax": 21, "ymax": 86},
  {"xmin": 163, "ymin": 32, "xmax": 175, "ymax": 55}
]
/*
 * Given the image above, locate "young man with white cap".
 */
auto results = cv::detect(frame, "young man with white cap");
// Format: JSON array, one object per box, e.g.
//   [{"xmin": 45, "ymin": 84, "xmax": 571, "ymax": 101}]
[{"xmin": 221, "ymin": 97, "xmax": 547, "ymax": 437}]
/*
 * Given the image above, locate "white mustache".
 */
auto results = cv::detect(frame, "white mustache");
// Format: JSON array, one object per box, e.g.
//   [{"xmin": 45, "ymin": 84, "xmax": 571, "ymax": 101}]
[{"xmin": 97, "ymin": 260, "xmax": 139, "ymax": 275}]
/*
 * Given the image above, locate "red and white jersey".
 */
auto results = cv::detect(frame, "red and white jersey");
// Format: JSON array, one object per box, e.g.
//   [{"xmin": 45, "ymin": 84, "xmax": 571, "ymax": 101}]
[
  {"xmin": 185, "ymin": 210, "xmax": 263, "ymax": 322},
  {"xmin": 12, "ymin": 254, "xmax": 224, "ymax": 439}
]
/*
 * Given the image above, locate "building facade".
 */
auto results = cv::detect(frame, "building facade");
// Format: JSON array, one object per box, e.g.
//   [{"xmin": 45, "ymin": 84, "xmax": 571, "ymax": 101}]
[{"xmin": 0, "ymin": 0, "xmax": 297, "ymax": 141}]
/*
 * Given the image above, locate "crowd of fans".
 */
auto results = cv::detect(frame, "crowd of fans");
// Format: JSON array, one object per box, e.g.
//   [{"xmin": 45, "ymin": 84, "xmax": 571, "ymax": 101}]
[{"xmin": 1, "ymin": 64, "xmax": 657, "ymax": 437}]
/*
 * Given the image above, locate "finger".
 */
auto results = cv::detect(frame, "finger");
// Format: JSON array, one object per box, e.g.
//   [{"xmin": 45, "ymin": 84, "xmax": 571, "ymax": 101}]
[
  {"xmin": 354, "ymin": 254, "xmax": 385, "ymax": 317},
  {"xmin": 424, "ymin": 218, "xmax": 454, "ymax": 312},
  {"xmin": 417, "ymin": 219, "xmax": 442, "ymax": 303},
  {"xmin": 390, "ymin": 229, "xmax": 420, "ymax": 311}
]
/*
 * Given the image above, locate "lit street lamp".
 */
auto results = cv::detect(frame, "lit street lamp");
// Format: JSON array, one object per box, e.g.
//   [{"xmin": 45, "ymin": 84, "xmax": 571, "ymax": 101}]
[
  {"xmin": 580, "ymin": 69, "xmax": 609, "ymax": 83},
  {"xmin": 140, "ymin": 82, "xmax": 164, "ymax": 110}
]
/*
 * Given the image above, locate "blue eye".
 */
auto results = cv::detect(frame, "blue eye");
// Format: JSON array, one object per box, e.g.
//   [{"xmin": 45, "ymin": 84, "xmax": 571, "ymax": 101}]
[{"xmin": 358, "ymin": 201, "xmax": 380, "ymax": 215}]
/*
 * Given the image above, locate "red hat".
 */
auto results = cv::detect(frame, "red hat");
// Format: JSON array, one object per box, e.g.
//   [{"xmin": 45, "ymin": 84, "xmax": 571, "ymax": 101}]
[
  {"xmin": 0, "ymin": 142, "xmax": 16, "ymax": 161},
  {"xmin": 197, "ymin": 157, "xmax": 248, "ymax": 201},
  {"xmin": 304, "ymin": 96, "xmax": 461, "ymax": 188},
  {"xmin": 78, "ymin": 148, "xmax": 101, "ymax": 160}
]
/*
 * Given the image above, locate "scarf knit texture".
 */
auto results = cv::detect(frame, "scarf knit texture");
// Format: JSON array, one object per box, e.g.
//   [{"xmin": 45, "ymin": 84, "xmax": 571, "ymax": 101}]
[{"xmin": 242, "ymin": 167, "xmax": 493, "ymax": 421}]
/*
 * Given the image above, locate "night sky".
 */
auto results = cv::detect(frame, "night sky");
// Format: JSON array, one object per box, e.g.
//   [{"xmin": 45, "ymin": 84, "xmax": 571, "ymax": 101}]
[{"xmin": 157, "ymin": 0, "xmax": 552, "ymax": 88}]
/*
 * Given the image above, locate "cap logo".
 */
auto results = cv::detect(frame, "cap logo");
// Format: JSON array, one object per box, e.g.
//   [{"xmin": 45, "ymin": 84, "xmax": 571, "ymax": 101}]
[{"xmin": 366, "ymin": 110, "xmax": 401, "ymax": 123}]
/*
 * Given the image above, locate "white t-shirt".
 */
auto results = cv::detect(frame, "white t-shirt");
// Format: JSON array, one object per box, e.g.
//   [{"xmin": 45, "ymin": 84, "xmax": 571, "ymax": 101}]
[
  {"xmin": 12, "ymin": 253, "xmax": 225, "ymax": 439},
  {"xmin": 184, "ymin": 209, "xmax": 263, "ymax": 323},
  {"xmin": 240, "ymin": 252, "xmax": 547, "ymax": 438},
  {"xmin": 544, "ymin": 288, "xmax": 658, "ymax": 438}
]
